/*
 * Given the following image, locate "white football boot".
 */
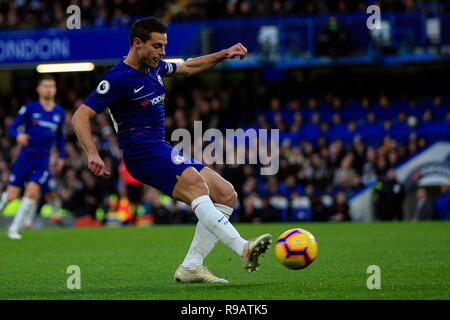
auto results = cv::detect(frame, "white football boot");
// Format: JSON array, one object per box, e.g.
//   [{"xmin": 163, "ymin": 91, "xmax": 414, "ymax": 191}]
[
  {"xmin": 7, "ymin": 231, "xmax": 22, "ymax": 240},
  {"xmin": 174, "ymin": 265, "xmax": 229, "ymax": 283},
  {"xmin": 242, "ymin": 233, "xmax": 272, "ymax": 272}
]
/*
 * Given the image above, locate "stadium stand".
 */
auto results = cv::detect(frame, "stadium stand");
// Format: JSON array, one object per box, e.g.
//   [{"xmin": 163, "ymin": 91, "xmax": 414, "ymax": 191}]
[{"xmin": 1, "ymin": 64, "xmax": 448, "ymax": 225}]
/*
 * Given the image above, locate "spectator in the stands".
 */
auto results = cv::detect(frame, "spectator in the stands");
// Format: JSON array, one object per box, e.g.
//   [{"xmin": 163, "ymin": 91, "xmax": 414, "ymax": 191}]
[
  {"xmin": 361, "ymin": 163, "xmax": 377, "ymax": 186},
  {"xmin": 333, "ymin": 153, "xmax": 358, "ymax": 188},
  {"xmin": 256, "ymin": 196, "xmax": 281, "ymax": 222},
  {"xmin": 310, "ymin": 194, "xmax": 330, "ymax": 221},
  {"xmin": 373, "ymin": 168, "xmax": 405, "ymax": 220},
  {"xmin": 411, "ymin": 188, "xmax": 433, "ymax": 221},
  {"xmin": 331, "ymin": 191, "xmax": 351, "ymax": 222},
  {"xmin": 315, "ymin": 16, "xmax": 350, "ymax": 58}
]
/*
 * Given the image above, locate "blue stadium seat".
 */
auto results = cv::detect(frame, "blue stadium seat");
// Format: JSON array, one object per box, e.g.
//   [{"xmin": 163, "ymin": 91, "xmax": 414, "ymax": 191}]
[
  {"xmin": 341, "ymin": 106, "xmax": 369, "ymax": 122},
  {"xmin": 299, "ymin": 124, "xmax": 321, "ymax": 140},
  {"xmin": 431, "ymin": 104, "xmax": 449, "ymax": 118},
  {"xmin": 282, "ymin": 110, "xmax": 295, "ymax": 125},
  {"xmin": 418, "ymin": 121, "xmax": 450, "ymax": 142},
  {"xmin": 356, "ymin": 122, "xmax": 384, "ymax": 146},
  {"xmin": 373, "ymin": 107, "xmax": 399, "ymax": 120},
  {"xmin": 318, "ymin": 109, "xmax": 333, "ymax": 123},
  {"xmin": 279, "ymin": 132, "xmax": 301, "ymax": 146},
  {"xmin": 389, "ymin": 122, "xmax": 410, "ymax": 143},
  {"xmin": 404, "ymin": 105, "xmax": 427, "ymax": 118}
]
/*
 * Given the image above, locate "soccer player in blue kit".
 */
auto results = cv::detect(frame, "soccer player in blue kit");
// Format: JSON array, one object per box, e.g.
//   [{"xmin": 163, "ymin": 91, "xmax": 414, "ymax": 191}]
[
  {"xmin": 72, "ymin": 17, "xmax": 272, "ymax": 283},
  {"xmin": 0, "ymin": 75, "xmax": 66, "ymax": 239}
]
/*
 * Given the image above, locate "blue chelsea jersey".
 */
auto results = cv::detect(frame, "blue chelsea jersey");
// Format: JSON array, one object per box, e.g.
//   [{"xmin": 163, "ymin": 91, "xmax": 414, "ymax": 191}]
[
  {"xmin": 8, "ymin": 101, "xmax": 66, "ymax": 159},
  {"xmin": 83, "ymin": 58, "xmax": 177, "ymax": 148}
]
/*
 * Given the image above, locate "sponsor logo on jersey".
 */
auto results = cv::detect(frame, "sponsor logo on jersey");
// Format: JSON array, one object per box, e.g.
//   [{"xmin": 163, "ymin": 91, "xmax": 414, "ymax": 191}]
[
  {"xmin": 139, "ymin": 100, "xmax": 150, "ymax": 107},
  {"xmin": 32, "ymin": 119, "xmax": 58, "ymax": 131},
  {"xmin": 134, "ymin": 86, "xmax": 144, "ymax": 93},
  {"xmin": 150, "ymin": 94, "xmax": 165, "ymax": 106}
]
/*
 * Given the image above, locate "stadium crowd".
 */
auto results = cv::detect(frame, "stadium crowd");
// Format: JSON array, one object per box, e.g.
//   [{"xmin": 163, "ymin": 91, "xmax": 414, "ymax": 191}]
[
  {"xmin": 0, "ymin": 0, "xmax": 447, "ymax": 30},
  {"xmin": 1, "ymin": 67, "xmax": 449, "ymax": 225}
]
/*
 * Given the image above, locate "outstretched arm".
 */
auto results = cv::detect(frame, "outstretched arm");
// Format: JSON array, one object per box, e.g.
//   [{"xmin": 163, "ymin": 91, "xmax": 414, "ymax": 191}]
[
  {"xmin": 8, "ymin": 106, "xmax": 31, "ymax": 147},
  {"xmin": 175, "ymin": 43, "xmax": 247, "ymax": 77},
  {"xmin": 72, "ymin": 104, "xmax": 111, "ymax": 177}
]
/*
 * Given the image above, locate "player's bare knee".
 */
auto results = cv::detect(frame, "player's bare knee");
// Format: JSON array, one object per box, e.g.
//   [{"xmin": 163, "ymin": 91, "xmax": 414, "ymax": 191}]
[
  {"xmin": 6, "ymin": 186, "xmax": 21, "ymax": 201},
  {"xmin": 222, "ymin": 189, "xmax": 238, "ymax": 208},
  {"xmin": 218, "ymin": 182, "xmax": 237, "ymax": 208},
  {"xmin": 6, "ymin": 191, "xmax": 18, "ymax": 202},
  {"xmin": 24, "ymin": 183, "xmax": 41, "ymax": 201}
]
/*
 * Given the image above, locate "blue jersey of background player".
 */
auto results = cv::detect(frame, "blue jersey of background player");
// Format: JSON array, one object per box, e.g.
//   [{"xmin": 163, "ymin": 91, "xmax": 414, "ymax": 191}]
[
  {"xmin": 1, "ymin": 75, "xmax": 66, "ymax": 239},
  {"xmin": 73, "ymin": 17, "xmax": 271, "ymax": 284},
  {"xmin": 7, "ymin": 90, "xmax": 66, "ymax": 193}
]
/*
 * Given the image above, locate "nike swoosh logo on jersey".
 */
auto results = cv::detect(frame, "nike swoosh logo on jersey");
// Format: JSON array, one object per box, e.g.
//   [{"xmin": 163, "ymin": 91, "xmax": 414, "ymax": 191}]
[
  {"xmin": 218, "ymin": 216, "xmax": 224, "ymax": 223},
  {"xmin": 134, "ymin": 86, "xmax": 144, "ymax": 93}
]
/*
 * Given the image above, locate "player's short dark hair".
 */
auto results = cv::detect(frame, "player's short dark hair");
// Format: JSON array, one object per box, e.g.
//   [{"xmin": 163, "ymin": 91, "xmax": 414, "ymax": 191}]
[
  {"xmin": 37, "ymin": 74, "xmax": 56, "ymax": 86},
  {"xmin": 129, "ymin": 17, "xmax": 168, "ymax": 46}
]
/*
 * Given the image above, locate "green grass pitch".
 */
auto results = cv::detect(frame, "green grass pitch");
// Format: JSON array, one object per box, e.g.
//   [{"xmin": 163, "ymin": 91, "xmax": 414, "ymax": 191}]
[{"xmin": 0, "ymin": 221, "xmax": 448, "ymax": 300}]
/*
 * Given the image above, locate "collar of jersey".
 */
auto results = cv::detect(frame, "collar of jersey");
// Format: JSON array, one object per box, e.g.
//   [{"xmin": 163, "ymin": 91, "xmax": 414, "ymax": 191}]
[{"xmin": 119, "ymin": 57, "xmax": 153, "ymax": 75}]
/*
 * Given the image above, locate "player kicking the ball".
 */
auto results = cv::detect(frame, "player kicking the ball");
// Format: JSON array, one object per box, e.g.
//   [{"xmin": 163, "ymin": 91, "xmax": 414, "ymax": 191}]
[{"xmin": 72, "ymin": 17, "xmax": 271, "ymax": 283}]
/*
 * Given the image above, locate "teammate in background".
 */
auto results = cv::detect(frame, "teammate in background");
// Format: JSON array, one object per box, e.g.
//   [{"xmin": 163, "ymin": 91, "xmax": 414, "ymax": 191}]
[
  {"xmin": 72, "ymin": 17, "xmax": 272, "ymax": 283},
  {"xmin": 0, "ymin": 75, "xmax": 66, "ymax": 239}
]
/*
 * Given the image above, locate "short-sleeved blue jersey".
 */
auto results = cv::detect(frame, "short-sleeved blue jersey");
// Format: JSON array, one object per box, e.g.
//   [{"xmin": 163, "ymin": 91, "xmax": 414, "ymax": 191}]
[
  {"xmin": 83, "ymin": 58, "xmax": 177, "ymax": 148},
  {"xmin": 8, "ymin": 101, "xmax": 66, "ymax": 159}
]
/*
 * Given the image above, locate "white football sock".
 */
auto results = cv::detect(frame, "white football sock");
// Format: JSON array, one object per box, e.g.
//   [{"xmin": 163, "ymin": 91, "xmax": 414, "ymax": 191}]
[
  {"xmin": 0, "ymin": 191, "xmax": 8, "ymax": 212},
  {"xmin": 8, "ymin": 197, "xmax": 37, "ymax": 233},
  {"xmin": 23, "ymin": 203, "xmax": 38, "ymax": 226},
  {"xmin": 182, "ymin": 203, "xmax": 234, "ymax": 270},
  {"xmin": 191, "ymin": 195, "xmax": 247, "ymax": 257},
  {"xmin": 49, "ymin": 197, "xmax": 62, "ymax": 218}
]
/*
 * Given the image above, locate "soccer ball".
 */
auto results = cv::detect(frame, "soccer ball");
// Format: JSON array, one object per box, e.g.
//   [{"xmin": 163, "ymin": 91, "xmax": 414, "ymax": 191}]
[{"xmin": 275, "ymin": 228, "xmax": 318, "ymax": 270}]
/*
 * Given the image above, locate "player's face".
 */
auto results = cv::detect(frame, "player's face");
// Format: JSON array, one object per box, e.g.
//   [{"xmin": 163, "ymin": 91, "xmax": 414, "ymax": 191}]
[
  {"xmin": 139, "ymin": 32, "xmax": 167, "ymax": 69},
  {"xmin": 36, "ymin": 79, "xmax": 57, "ymax": 100}
]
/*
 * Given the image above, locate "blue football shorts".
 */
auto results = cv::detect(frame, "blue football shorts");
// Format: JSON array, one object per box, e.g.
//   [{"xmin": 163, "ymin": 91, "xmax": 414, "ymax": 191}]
[
  {"xmin": 122, "ymin": 139, "xmax": 205, "ymax": 197},
  {"xmin": 9, "ymin": 152, "xmax": 56, "ymax": 194}
]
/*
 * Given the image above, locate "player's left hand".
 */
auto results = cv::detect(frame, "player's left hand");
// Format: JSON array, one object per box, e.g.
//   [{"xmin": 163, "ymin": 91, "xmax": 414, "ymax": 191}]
[
  {"xmin": 87, "ymin": 153, "xmax": 111, "ymax": 177},
  {"xmin": 56, "ymin": 158, "xmax": 66, "ymax": 176},
  {"xmin": 225, "ymin": 43, "xmax": 248, "ymax": 60}
]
